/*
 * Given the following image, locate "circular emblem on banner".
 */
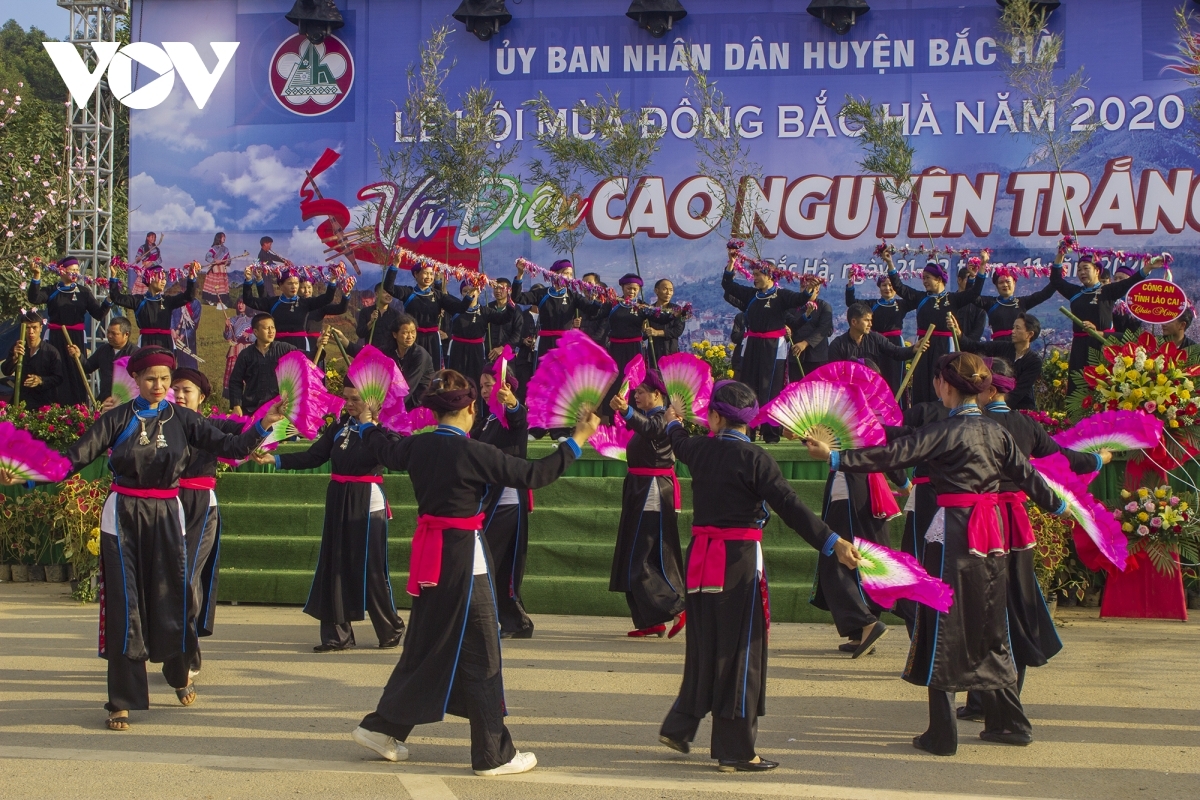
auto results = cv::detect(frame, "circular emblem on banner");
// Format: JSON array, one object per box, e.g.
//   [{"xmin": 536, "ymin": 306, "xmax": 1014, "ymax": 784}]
[
  {"xmin": 1125, "ymin": 278, "xmax": 1188, "ymax": 325},
  {"xmin": 269, "ymin": 33, "xmax": 354, "ymax": 116}
]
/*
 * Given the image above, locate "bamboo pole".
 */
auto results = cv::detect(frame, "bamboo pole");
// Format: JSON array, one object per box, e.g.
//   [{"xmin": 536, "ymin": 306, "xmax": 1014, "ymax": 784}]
[
  {"xmin": 1059, "ymin": 306, "xmax": 1111, "ymax": 344},
  {"xmin": 313, "ymin": 325, "xmax": 328, "ymax": 365},
  {"xmin": 895, "ymin": 327, "xmax": 938, "ymax": 401},
  {"xmin": 61, "ymin": 325, "xmax": 97, "ymax": 407},
  {"xmin": 12, "ymin": 323, "xmax": 26, "ymax": 405}
]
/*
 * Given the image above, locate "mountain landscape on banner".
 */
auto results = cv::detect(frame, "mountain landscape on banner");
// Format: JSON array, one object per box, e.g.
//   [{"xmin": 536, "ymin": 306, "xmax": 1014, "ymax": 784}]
[{"xmin": 127, "ymin": 0, "xmax": 1200, "ymax": 346}]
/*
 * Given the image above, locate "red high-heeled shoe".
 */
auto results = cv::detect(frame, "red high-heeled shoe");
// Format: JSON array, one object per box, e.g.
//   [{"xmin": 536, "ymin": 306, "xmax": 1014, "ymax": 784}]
[
  {"xmin": 627, "ymin": 624, "xmax": 667, "ymax": 638},
  {"xmin": 667, "ymin": 612, "xmax": 686, "ymax": 639}
]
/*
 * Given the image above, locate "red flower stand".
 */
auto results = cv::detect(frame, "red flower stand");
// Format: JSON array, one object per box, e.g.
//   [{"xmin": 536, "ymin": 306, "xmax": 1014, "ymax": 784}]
[{"xmin": 1100, "ymin": 550, "xmax": 1188, "ymax": 621}]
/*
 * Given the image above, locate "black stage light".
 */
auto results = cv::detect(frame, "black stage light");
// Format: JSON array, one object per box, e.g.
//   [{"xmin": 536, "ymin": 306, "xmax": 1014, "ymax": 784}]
[
  {"xmin": 806, "ymin": 0, "xmax": 870, "ymax": 36},
  {"xmin": 453, "ymin": 0, "xmax": 514, "ymax": 42},
  {"xmin": 626, "ymin": 1, "xmax": 688, "ymax": 39},
  {"xmin": 996, "ymin": 0, "xmax": 1062, "ymax": 16},
  {"xmin": 285, "ymin": 0, "xmax": 345, "ymax": 44}
]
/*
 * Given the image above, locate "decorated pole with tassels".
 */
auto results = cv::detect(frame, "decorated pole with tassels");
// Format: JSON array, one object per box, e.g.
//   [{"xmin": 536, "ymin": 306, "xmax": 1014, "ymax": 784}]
[
  {"xmin": 895, "ymin": 327, "xmax": 937, "ymax": 402},
  {"xmin": 1059, "ymin": 307, "xmax": 1112, "ymax": 344},
  {"xmin": 12, "ymin": 323, "xmax": 25, "ymax": 406}
]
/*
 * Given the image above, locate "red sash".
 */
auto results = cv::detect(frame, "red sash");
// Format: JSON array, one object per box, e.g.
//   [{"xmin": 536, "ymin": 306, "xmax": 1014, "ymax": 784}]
[
  {"xmin": 999, "ymin": 491, "xmax": 1035, "ymax": 550},
  {"xmin": 274, "ymin": 331, "xmax": 307, "ymax": 338},
  {"xmin": 875, "ymin": 329, "xmax": 902, "ymax": 337},
  {"xmin": 867, "ymin": 472, "xmax": 902, "ymax": 520},
  {"xmin": 331, "ymin": 474, "xmax": 383, "ymax": 484},
  {"xmin": 58, "ymin": 324, "xmax": 85, "ymax": 331},
  {"xmin": 417, "ymin": 326, "xmax": 441, "ymax": 334},
  {"xmin": 179, "ymin": 477, "xmax": 217, "ymax": 491},
  {"xmin": 138, "ymin": 328, "xmax": 172, "ymax": 336},
  {"xmin": 627, "ymin": 467, "xmax": 681, "ymax": 511},
  {"xmin": 407, "ymin": 513, "xmax": 487, "ymax": 597},
  {"xmin": 610, "ymin": 336, "xmax": 643, "ymax": 344},
  {"xmin": 991, "ymin": 329, "xmax": 1013, "ymax": 339},
  {"xmin": 110, "ymin": 484, "xmax": 179, "ymax": 499},
  {"xmin": 451, "ymin": 336, "xmax": 484, "ymax": 345},
  {"xmin": 1074, "ymin": 329, "xmax": 1114, "ymax": 338},
  {"xmin": 937, "ymin": 493, "xmax": 1005, "ymax": 556},
  {"xmin": 538, "ymin": 329, "xmax": 567, "ymax": 337},
  {"xmin": 912, "ymin": 476, "xmax": 930, "ymax": 485},
  {"xmin": 917, "ymin": 329, "xmax": 954, "ymax": 338},
  {"xmin": 745, "ymin": 329, "xmax": 786, "ymax": 339},
  {"xmin": 687, "ymin": 526, "xmax": 761, "ymax": 593}
]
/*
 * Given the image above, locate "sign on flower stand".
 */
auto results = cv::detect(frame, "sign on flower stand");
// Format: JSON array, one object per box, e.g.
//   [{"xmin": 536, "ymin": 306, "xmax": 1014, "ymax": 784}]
[{"xmin": 1124, "ymin": 279, "xmax": 1188, "ymax": 325}]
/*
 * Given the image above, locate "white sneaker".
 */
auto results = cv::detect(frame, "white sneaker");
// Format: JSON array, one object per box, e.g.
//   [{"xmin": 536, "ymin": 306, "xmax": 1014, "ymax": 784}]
[
  {"xmin": 351, "ymin": 726, "xmax": 409, "ymax": 762},
  {"xmin": 474, "ymin": 751, "xmax": 537, "ymax": 776}
]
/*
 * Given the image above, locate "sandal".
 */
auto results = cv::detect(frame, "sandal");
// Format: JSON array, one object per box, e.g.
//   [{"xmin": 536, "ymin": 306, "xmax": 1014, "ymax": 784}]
[
  {"xmin": 106, "ymin": 712, "xmax": 129, "ymax": 731},
  {"xmin": 176, "ymin": 683, "xmax": 196, "ymax": 706}
]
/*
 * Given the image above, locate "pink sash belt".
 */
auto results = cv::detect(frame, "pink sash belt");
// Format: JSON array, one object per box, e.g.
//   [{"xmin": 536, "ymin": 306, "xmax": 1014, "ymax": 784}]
[
  {"xmin": 867, "ymin": 472, "xmax": 902, "ymax": 520},
  {"xmin": 407, "ymin": 513, "xmax": 487, "ymax": 597},
  {"xmin": 274, "ymin": 331, "xmax": 307, "ymax": 338},
  {"xmin": 1074, "ymin": 329, "xmax": 1114, "ymax": 338},
  {"xmin": 917, "ymin": 329, "xmax": 954, "ymax": 338},
  {"xmin": 138, "ymin": 328, "xmax": 172, "ymax": 336},
  {"xmin": 999, "ymin": 491, "xmax": 1035, "ymax": 550},
  {"xmin": 687, "ymin": 526, "xmax": 761, "ymax": 593},
  {"xmin": 627, "ymin": 467, "xmax": 680, "ymax": 511},
  {"xmin": 937, "ymin": 492, "xmax": 1005, "ymax": 556},
  {"xmin": 610, "ymin": 336, "xmax": 643, "ymax": 344},
  {"xmin": 111, "ymin": 484, "xmax": 178, "ymax": 499},
  {"xmin": 745, "ymin": 329, "xmax": 786, "ymax": 339},
  {"xmin": 179, "ymin": 477, "xmax": 217, "ymax": 491},
  {"xmin": 331, "ymin": 474, "xmax": 383, "ymax": 484}
]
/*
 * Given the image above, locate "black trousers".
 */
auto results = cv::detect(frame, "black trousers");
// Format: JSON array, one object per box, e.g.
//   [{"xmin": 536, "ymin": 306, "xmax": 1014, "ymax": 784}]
[
  {"xmin": 980, "ymin": 685, "xmax": 1032, "ymax": 737},
  {"xmin": 360, "ymin": 574, "xmax": 515, "ymax": 771},
  {"xmin": 918, "ymin": 688, "xmax": 958, "ymax": 756},
  {"xmin": 483, "ymin": 504, "xmax": 533, "ymax": 635},
  {"xmin": 963, "ymin": 664, "xmax": 1027, "ymax": 717},
  {"xmin": 319, "ymin": 524, "xmax": 406, "ymax": 648},
  {"xmin": 660, "ymin": 705, "xmax": 758, "ymax": 762},
  {"xmin": 106, "ymin": 652, "xmax": 191, "ymax": 713}
]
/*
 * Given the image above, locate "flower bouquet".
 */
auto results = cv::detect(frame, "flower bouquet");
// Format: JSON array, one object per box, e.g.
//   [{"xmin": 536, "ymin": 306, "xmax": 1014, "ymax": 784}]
[
  {"xmin": 1036, "ymin": 346, "xmax": 1071, "ymax": 412},
  {"xmin": 691, "ymin": 340, "xmax": 734, "ymax": 381},
  {"xmin": 1111, "ymin": 485, "xmax": 1200, "ymax": 576}
]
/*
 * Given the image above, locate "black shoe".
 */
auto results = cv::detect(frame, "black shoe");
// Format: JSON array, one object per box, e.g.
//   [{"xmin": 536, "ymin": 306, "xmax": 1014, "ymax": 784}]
[
  {"xmin": 509, "ymin": 626, "xmax": 534, "ymax": 639},
  {"xmin": 313, "ymin": 642, "xmax": 350, "ymax": 653},
  {"xmin": 658, "ymin": 734, "xmax": 689, "ymax": 754},
  {"xmin": 912, "ymin": 734, "xmax": 956, "ymax": 757},
  {"xmin": 717, "ymin": 758, "xmax": 778, "ymax": 773},
  {"xmin": 980, "ymin": 730, "xmax": 1033, "ymax": 746},
  {"xmin": 956, "ymin": 706, "xmax": 985, "ymax": 722},
  {"xmin": 838, "ymin": 641, "xmax": 860, "ymax": 653},
  {"xmin": 852, "ymin": 622, "xmax": 887, "ymax": 659},
  {"xmin": 378, "ymin": 635, "xmax": 403, "ymax": 649}
]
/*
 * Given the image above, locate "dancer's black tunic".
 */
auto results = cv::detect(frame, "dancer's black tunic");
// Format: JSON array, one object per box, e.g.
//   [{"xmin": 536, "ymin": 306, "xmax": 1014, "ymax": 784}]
[
  {"xmin": 446, "ymin": 303, "xmax": 514, "ymax": 385},
  {"xmin": 888, "ymin": 272, "xmax": 983, "ymax": 404},
  {"xmin": 597, "ymin": 300, "xmax": 656, "ymax": 414},
  {"xmin": 1049, "ymin": 264, "xmax": 1147, "ymax": 394},
  {"xmin": 959, "ymin": 339, "xmax": 1043, "ymax": 411},
  {"xmin": 845, "ymin": 285, "xmax": 917, "ymax": 396},
  {"xmin": 969, "ymin": 282, "xmax": 1056, "ymax": 340},
  {"xmin": 785, "ymin": 298, "xmax": 833, "ymax": 380},
  {"xmin": 952, "ymin": 301, "xmax": 987, "ymax": 342},
  {"xmin": 382, "ymin": 268, "xmax": 473, "ymax": 368},
  {"xmin": 108, "ymin": 279, "xmax": 197, "ymax": 350},
  {"xmin": 177, "ymin": 415, "xmax": 244, "ymax": 668},
  {"xmin": 276, "ymin": 418, "xmax": 405, "ymax": 648},
  {"xmin": 64, "ymin": 399, "xmax": 266, "ymax": 711},
  {"xmin": 356, "ymin": 303, "xmax": 400, "ymax": 351},
  {"xmin": 645, "ymin": 303, "xmax": 686, "ymax": 370},
  {"xmin": 509, "ymin": 280, "xmax": 600, "ymax": 361},
  {"xmin": 721, "ymin": 271, "xmax": 810, "ymax": 441},
  {"xmin": 359, "ymin": 426, "xmax": 580, "ymax": 771},
  {"xmin": 27, "ymin": 278, "xmax": 109, "ymax": 405},
  {"xmin": 82, "ymin": 341, "xmax": 138, "ymax": 401},
  {"xmin": 660, "ymin": 424, "xmax": 838, "ymax": 762},
  {"xmin": 302, "ymin": 294, "xmax": 349, "ymax": 353},
  {"xmin": 473, "ymin": 402, "xmax": 535, "ymax": 636},
  {"xmin": 810, "ymin": 467, "xmax": 907, "ymax": 637},
  {"xmin": 242, "ymin": 279, "xmax": 336, "ymax": 353},
  {"xmin": 485, "ymin": 299, "xmax": 522, "ymax": 354},
  {"xmin": 610, "ymin": 406, "xmax": 685, "ymax": 630},
  {"xmin": 833, "ymin": 407, "xmax": 1062, "ymax": 754}
]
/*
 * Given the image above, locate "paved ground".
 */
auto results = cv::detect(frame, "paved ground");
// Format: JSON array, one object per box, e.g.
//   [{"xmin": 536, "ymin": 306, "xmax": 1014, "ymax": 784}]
[{"xmin": 0, "ymin": 582, "xmax": 1197, "ymax": 799}]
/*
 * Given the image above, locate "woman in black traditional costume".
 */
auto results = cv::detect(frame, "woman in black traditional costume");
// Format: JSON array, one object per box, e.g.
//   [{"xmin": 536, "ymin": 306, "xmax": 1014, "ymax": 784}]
[
  {"xmin": 242, "ymin": 267, "xmax": 337, "ymax": 354},
  {"xmin": 446, "ymin": 282, "xmax": 514, "ymax": 385},
  {"xmin": 26, "ymin": 256, "xmax": 111, "ymax": 405},
  {"xmin": 382, "ymin": 262, "xmax": 473, "ymax": 368},
  {"xmin": 0, "ymin": 347, "xmax": 280, "ymax": 731},
  {"xmin": 255, "ymin": 381, "xmax": 406, "ymax": 652},
  {"xmin": 658, "ymin": 381, "xmax": 860, "ymax": 772},
  {"xmin": 170, "ymin": 368, "xmax": 244, "ymax": 675},
  {"xmin": 473, "ymin": 367, "xmax": 535, "ymax": 638},
  {"xmin": 351, "ymin": 369, "xmax": 599, "ymax": 776},
  {"xmin": 608, "ymin": 369, "xmax": 686, "ymax": 639},
  {"xmin": 845, "ymin": 274, "xmax": 917, "ymax": 399},
  {"xmin": 645, "ymin": 278, "xmax": 686, "ymax": 370},
  {"xmin": 721, "ymin": 247, "xmax": 813, "ymax": 442},
  {"xmin": 953, "ymin": 358, "xmax": 1110, "ymax": 727},
  {"xmin": 509, "ymin": 259, "xmax": 601, "ymax": 364},
  {"xmin": 883, "ymin": 250, "xmax": 982, "ymax": 405},
  {"xmin": 806, "ymin": 353, "xmax": 1065, "ymax": 756},
  {"xmin": 108, "ymin": 264, "xmax": 198, "ymax": 350}
]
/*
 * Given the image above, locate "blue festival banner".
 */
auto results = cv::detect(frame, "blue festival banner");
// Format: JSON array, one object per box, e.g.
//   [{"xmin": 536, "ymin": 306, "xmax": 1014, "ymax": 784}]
[{"xmin": 128, "ymin": 0, "xmax": 1200, "ymax": 341}]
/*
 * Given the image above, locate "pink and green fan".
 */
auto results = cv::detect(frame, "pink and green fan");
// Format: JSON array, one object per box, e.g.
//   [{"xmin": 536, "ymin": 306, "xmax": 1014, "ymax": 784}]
[
  {"xmin": 621, "ymin": 353, "xmax": 646, "ymax": 400},
  {"xmin": 657, "ymin": 353, "xmax": 714, "ymax": 426},
  {"xmin": 216, "ymin": 415, "xmax": 294, "ymax": 467},
  {"xmin": 0, "ymin": 421, "xmax": 70, "ymax": 482},
  {"xmin": 395, "ymin": 406, "xmax": 438, "ymax": 436},
  {"xmin": 487, "ymin": 345, "xmax": 515, "ymax": 428},
  {"xmin": 758, "ymin": 382, "xmax": 886, "ymax": 449},
  {"xmin": 527, "ymin": 330, "xmax": 619, "ymax": 430},
  {"xmin": 856, "ymin": 539, "xmax": 954, "ymax": 613},
  {"xmin": 801, "ymin": 361, "xmax": 902, "ymax": 427},
  {"xmin": 1053, "ymin": 410, "xmax": 1163, "ymax": 454},
  {"xmin": 261, "ymin": 350, "xmax": 346, "ymax": 439},
  {"xmin": 1031, "ymin": 452, "xmax": 1128, "ymax": 572},
  {"xmin": 589, "ymin": 415, "xmax": 634, "ymax": 460},
  {"xmin": 347, "ymin": 345, "xmax": 410, "ymax": 431}
]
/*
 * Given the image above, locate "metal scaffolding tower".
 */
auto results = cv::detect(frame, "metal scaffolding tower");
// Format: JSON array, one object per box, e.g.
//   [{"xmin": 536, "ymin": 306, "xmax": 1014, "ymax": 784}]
[{"xmin": 58, "ymin": 0, "xmax": 126, "ymax": 286}]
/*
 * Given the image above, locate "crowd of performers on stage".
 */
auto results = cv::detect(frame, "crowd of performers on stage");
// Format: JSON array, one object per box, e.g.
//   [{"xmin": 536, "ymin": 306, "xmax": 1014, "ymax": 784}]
[{"xmin": 0, "ymin": 237, "xmax": 1176, "ymax": 776}]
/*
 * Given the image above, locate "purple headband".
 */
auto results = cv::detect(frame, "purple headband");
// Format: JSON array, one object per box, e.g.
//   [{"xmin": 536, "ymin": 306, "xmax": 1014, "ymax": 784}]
[
  {"xmin": 709, "ymin": 380, "xmax": 760, "ymax": 425},
  {"xmin": 640, "ymin": 368, "xmax": 669, "ymax": 400},
  {"xmin": 1114, "ymin": 264, "xmax": 1139, "ymax": 278},
  {"xmin": 58, "ymin": 256, "xmax": 79, "ymax": 269},
  {"xmin": 982, "ymin": 357, "xmax": 1017, "ymax": 393},
  {"xmin": 618, "ymin": 273, "xmax": 643, "ymax": 287},
  {"xmin": 936, "ymin": 353, "xmax": 992, "ymax": 396},
  {"xmin": 923, "ymin": 261, "xmax": 949, "ymax": 283},
  {"xmin": 550, "ymin": 259, "xmax": 573, "ymax": 273},
  {"xmin": 423, "ymin": 378, "xmax": 478, "ymax": 414}
]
